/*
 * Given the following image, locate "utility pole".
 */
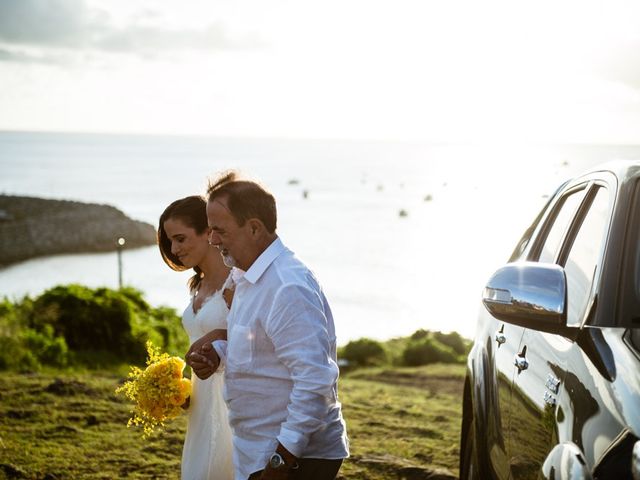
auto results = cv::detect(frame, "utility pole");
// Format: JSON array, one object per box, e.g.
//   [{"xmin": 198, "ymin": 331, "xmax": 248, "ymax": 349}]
[{"xmin": 117, "ymin": 237, "xmax": 126, "ymax": 289}]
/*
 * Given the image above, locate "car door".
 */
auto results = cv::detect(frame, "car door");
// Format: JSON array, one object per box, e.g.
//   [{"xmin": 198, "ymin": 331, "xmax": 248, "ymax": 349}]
[
  {"xmin": 480, "ymin": 191, "xmax": 555, "ymax": 480},
  {"xmin": 480, "ymin": 183, "xmax": 588, "ymax": 479},
  {"xmin": 481, "ymin": 314, "xmax": 525, "ymax": 480},
  {"xmin": 508, "ymin": 182, "xmax": 612, "ymax": 479}
]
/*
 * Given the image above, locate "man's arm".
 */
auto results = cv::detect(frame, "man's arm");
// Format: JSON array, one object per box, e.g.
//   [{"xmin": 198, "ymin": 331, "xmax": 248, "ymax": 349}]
[
  {"xmin": 264, "ymin": 284, "xmax": 340, "ymax": 458},
  {"xmin": 186, "ymin": 328, "xmax": 227, "ymax": 359},
  {"xmin": 186, "ymin": 329, "xmax": 227, "ymax": 380},
  {"xmin": 259, "ymin": 442, "xmax": 299, "ymax": 480}
]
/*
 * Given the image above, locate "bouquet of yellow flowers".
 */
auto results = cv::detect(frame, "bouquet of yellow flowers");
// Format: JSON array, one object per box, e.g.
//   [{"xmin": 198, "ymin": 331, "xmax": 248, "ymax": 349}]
[{"xmin": 116, "ymin": 341, "xmax": 191, "ymax": 437}]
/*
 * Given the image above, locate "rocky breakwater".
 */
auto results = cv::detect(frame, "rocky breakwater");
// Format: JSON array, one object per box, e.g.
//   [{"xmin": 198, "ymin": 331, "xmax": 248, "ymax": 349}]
[{"xmin": 0, "ymin": 195, "xmax": 157, "ymax": 266}]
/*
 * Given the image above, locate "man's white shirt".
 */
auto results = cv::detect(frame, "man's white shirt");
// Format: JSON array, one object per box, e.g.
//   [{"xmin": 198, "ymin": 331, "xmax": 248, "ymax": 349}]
[{"xmin": 214, "ymin": 237, "xmax": 349, "ymax": 479}]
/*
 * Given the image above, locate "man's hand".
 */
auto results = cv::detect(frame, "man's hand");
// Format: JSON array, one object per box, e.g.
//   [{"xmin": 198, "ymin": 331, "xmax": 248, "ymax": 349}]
[
  {"xmin": 259, "ymin": 444, "xmax": 298, "ymax": 480},
  {"xmin": 186, "ymin": 328, "xmax": 227, "ymax": 361},
  {"xmin": 189, "ymin": 342, "xmax": 220, "ymax": 380}
]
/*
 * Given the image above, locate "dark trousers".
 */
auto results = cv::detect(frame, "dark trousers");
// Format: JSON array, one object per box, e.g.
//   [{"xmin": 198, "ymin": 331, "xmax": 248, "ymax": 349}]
[{"xmin": 248, "ymin": 458, "xmax": 343, "ymax": 480}]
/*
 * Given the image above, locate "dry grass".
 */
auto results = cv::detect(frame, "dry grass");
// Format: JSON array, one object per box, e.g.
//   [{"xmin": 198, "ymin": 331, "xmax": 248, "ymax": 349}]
[{"xmin": 0, "ymin": 364, "xmax": 464, "ymax": 479}]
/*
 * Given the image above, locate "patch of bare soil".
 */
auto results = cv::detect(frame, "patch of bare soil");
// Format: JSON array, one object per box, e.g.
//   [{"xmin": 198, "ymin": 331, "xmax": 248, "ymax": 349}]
[
  {"xmin": 351, "ymin": 370, "xmax": 464, "ymax": 396},
  {"xmin": 350, "ymin": 454, "xmax": 457, "ymax": 480}
]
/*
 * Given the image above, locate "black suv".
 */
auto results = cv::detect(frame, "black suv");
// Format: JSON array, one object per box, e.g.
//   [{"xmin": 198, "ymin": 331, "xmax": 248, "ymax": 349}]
[{"xmin": 460, "ymin": 161, "xmax": 640, "ymax": 480}]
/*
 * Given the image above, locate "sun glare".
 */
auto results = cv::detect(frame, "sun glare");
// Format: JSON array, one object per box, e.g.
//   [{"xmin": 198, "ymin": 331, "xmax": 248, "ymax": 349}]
[{"xmin": 0, "ymin": 0, "xmax": 638, "ymax": 142}]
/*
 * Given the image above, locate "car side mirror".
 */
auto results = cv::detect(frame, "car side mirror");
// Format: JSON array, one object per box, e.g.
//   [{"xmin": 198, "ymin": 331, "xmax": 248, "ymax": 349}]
[{"xmin": 482, "ymin": 262, "xmax": 567, "ymax": 333}]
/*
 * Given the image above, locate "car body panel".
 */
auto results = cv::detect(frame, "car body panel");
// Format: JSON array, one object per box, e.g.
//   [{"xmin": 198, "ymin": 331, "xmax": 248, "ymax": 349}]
[
  {"xmin": 460, "ymin": 161, "xmax": 640, "ymax": 480},
  {"xmin": 509, "ymin": 330, "xmax": 572, "ymax": 479}
]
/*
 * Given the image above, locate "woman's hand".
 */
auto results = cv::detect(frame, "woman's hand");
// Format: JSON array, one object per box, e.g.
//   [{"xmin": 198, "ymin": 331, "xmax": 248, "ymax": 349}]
[
  {"xmin": 185, "ymin": 329, "xmax": 227, "ymax": 362},
  {"xmin": 189, "ymin": 343, "xmax": 220, "ymax": 380}
]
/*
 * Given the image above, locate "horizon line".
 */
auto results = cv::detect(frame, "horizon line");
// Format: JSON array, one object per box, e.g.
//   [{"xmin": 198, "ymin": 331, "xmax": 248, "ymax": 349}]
[{"xmin": 1, "ymin": 128, "xmax": 640, "ymax": 147}]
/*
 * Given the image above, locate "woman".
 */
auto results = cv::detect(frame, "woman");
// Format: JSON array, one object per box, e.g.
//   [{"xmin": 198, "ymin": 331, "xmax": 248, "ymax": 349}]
[{"xmin": 158, "ymin": 195, "xmax": 234, "ymax": 480}]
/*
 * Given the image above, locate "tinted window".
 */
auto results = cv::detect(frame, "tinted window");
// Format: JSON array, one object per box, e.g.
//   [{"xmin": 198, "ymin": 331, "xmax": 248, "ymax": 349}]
[
  {"xmin": 538, "ymin": 188, "xmax": 587, "ymax": 263},
  {"xmin": 564, "ymin": 187, "xmax": 610, "ymax": 327},
  {"xmin": 509, "ymin": 197, "xmax": 554, "ymax": 262}
]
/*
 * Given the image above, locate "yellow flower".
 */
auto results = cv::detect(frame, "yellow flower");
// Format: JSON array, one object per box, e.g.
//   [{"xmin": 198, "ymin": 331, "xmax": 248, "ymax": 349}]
[
  {"xmin": 180, "ymin": 378, "xmax": 192, "ymax": 395},
  {"xmin": 115, "ymin": 341, "xmax": 191, "ymax": 437}
]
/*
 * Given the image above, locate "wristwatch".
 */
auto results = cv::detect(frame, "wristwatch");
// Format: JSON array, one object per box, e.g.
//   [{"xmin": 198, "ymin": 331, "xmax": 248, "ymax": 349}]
[
  {"xmin": 269, "ymin": 452, "xmax": 287, "ymax": 469},
  {"xmin": 268, "ymin": 444, "xmax": 299, "ymax": 471}
]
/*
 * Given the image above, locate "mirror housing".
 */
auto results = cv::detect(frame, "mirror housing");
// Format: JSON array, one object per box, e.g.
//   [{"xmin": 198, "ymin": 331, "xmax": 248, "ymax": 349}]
[{"xmin": 482, "ymin": 262, "xmax": 567, "ymax": 333}]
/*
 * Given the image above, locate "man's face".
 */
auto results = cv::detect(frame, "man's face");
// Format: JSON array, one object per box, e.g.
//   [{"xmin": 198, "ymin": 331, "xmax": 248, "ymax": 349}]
[{"xmin": 206, "ymin": 196, "xmax": 254, "ymax": 270}]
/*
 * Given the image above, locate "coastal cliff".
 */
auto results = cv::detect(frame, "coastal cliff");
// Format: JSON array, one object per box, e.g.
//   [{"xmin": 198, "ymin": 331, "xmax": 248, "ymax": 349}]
[{"xmin": 0, "ymin": 195, "xmax": 157, "ymax": 266}]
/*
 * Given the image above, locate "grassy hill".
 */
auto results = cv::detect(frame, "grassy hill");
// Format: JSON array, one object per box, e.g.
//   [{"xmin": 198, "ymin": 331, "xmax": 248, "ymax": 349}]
[
  {"xmin": 0, "ymin": 364, "xmax": 464, "ymax": 479},
  {"xmin": 0, "ymin": 286, "xmax": 467, "ymax": 478}
]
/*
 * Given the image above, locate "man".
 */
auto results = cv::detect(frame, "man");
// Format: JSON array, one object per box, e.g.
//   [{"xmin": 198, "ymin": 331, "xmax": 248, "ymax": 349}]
[{"xmin": 189, "ymin": 171, "xmax": 349, "ymax": 480}]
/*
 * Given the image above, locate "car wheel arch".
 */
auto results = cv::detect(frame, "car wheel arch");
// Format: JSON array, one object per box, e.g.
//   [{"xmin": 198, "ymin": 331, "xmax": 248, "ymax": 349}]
[
  {"xmin": 461, "ymin": 348, "xmax": 492, "ymax": 478},
  {"xmin": 541, "ymin": 442, "xmax": 593, "ymax": 480}
]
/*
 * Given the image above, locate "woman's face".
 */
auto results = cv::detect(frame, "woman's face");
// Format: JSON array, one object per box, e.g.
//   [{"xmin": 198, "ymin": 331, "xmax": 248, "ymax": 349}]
[{"xmin": 163, "ymin": 217, "xmax": 210, "ymax": 269}]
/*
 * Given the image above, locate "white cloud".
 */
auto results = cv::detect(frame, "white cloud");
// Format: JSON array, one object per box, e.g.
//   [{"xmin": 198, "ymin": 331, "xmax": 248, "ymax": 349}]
[
  {"xmin": 0, "ymin": 0, "xmax": 90, "ymax": 46},
  {"xmin": 1, "ymin": 0, "xmax": 640, "ymax": 142},
  {"xmin": 0, "ymin": 0, "xmax": 262, "ymax": 63}
]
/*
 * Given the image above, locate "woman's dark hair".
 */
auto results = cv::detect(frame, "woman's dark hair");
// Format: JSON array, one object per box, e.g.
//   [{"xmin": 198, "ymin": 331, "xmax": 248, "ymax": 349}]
[
  {"xmin": 206, "ymin": 170, "xmax": 277, "ymax": 233},
  {"xmin": 158, "ymin": 195, "xmax": 209, "ymax": 293}
]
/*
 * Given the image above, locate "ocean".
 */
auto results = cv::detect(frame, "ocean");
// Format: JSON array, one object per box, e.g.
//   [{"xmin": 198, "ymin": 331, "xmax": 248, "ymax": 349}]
[{"xmin": 1, "ymin": 131, "xmax": 639, "ymax": 344}]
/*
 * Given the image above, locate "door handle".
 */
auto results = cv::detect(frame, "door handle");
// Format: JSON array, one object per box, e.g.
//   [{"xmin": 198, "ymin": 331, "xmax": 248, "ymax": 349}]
[
  {"xmin": 495, "ymin": 325, "xmax": 506, "ymax": 348},
  {"xmin": 514, "ymin": 345, "xmax": 528, "ymax": 374}
]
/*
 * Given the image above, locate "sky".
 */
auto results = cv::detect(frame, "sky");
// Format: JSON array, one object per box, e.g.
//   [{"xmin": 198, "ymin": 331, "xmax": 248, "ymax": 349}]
[{"xmin": 0, "ymin": 0, "xmax": 639, "ymax": 143}]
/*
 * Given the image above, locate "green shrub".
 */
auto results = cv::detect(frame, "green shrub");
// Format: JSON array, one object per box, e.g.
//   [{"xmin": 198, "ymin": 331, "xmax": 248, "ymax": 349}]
[
  {"xmin": 0, "ymin": 297, "xmax": 40, "ymax": 371},
  {"xmin": 402, "ymin": 337, "xmax": 459, "ymax": 366},
  {"xmin": 340, "ymin": 338, "xmax": 387, "ymax": 367},
  {"xmin": 410, "ymin": 329, "xmax": 429, "ymax": 340},
  {"xmin": 23, "ymin": 285, "xmax": 186, "ymax": 367},
  {"xmin": 0, "ymin": 297, "xmax": 31, "ymax": 333},
  {"xmin": 0, "ymin": 336, "xmax": 23, "ymax": 370},
  {"xmin": 30, "ymin": 285, "xmax": 134, "ymax": 354},
  {"xmin": 140, "ymin": 305, "xmax": 188, "ymax": 358},
  {"xmin": 432, "ymin": 331, "xmax": 470, "ymax": 356},
  {"xmin": 0, "ymin": 286, "xmax": 187, "ymax": 371},
  {"xmin": 16, "ymin": 349, "xmax": 41, "ymax": 372},
  {"xmin": 0, "ymin": 334, "xmax": 45, "ymax": 372},
  {"xmin": 22, "ymin": 325, "xmax": 69, "ymax": 367}
]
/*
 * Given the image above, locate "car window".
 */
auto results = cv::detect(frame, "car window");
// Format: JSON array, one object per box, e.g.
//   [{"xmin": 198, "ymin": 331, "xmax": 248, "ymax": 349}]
[
  {"xmin": 509, "ymin": 195, "xmax": 556, "ymax": 262},
  {"xmin": 509, "ymin": 182, "xmax": 570, "ymax": 263},
  {"xmin": 563, "ymin": 186, "xmax": 610, "ymax": 327},
  {"xmin": 537, "ymin": 188, "xmax": 587, "ymax": 264}
]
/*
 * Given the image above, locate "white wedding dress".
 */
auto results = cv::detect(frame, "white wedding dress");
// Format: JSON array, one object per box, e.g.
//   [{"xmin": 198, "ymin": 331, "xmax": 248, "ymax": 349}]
[{"xmin": 181, "ymin": 275, "xmax": 234, "ymax": 480}]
